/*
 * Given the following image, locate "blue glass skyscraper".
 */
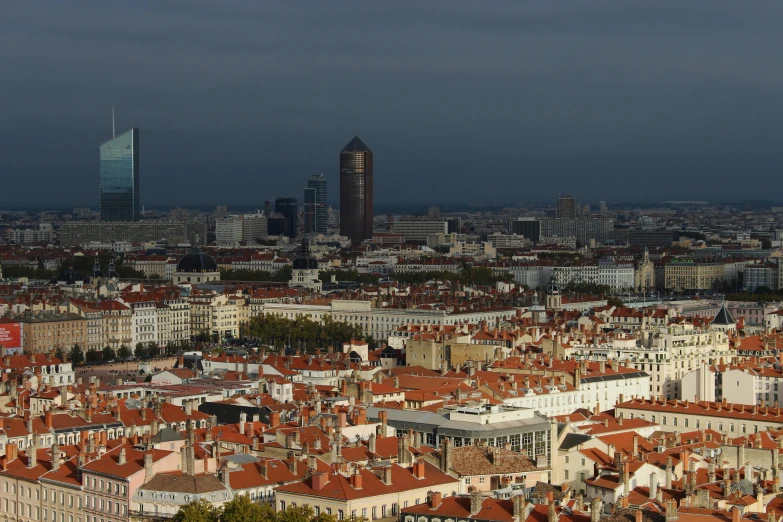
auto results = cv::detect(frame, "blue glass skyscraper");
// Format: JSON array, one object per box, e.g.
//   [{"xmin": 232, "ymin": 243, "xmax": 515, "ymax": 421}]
[
  {"xmin": 99, "ymin": 128, "xmax": 139, "ymax": 221},
  {"xmin": 307, "ymin": 173, "xmax": 328, "ymax": 234}
]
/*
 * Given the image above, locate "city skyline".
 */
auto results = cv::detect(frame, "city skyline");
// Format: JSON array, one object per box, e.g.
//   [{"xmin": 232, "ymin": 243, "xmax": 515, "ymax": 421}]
[{"xmin": 3, "ymin": 2, "xmax": 783, "ymax": 207}]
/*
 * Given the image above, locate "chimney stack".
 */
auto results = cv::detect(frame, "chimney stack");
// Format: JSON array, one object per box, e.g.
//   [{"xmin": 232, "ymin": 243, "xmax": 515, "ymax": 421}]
[
  {"xmin": 144, "ymin": 452, "xmax": 154, "ymax": 481},
  {"xmin": 118, "ymin": 448, "xmax": 126, "ymax": 465},
  {"xmin": 470, "ymin": 487, "xmax": 482, "ymax": 515},
  {"xmin": 547, "ymin": 492, "xmax": 557, "ymax": 522},
  {"xmin": 591, "ymin": 498, "xmax": 602, "ymax": 522}
]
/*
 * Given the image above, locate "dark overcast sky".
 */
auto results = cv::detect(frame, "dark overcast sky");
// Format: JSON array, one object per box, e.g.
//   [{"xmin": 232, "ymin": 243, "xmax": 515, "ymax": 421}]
[{"xmin": 2, "ymin": 1, "xmax": 783, "ymax": 208}]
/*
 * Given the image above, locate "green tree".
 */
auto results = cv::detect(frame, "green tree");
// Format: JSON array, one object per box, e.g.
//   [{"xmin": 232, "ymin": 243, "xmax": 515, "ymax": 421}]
[
  {"xmin": 146, "ymin": 342, "xmax": 159, "ymax": 358},
  {"xmin": 86, "ymin": 348, "xmax": 100, "ymax": 363},
  {"xmin": 134, "ymin": 343, "xmax": 147, "ymax": 360},
  {"xmin": 68, "ymin": 345, "xmax": 84, "ymax": 365},
  {"xmin": 221, "ymin": 494, "xmax": 274, "ymax": 522},
  {"xmin": 171, "ymin": 499, "xmax": 219, "ymax": 522},
  {"xmin": 103, "ymin": 346, "xmax": 116, "ymax": 361},
  {"xmin": 607, "ymin": 296, "xmax": 625, "ymax": 308},
  {"xmin": 55, "ymin": 348, "xmax": 65, "ymax": 362},
  {"xmin": 118, "ymin": 345, "xmax": 132, "ymax": 359}
]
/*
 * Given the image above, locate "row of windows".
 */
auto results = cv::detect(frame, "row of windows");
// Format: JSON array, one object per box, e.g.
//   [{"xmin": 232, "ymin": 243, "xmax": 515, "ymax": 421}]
[
  {"xmin": 86, "ymin": 478, "xmax": 127, "ymax": 497},
  {"xmin": 85, "ymin": 495, "xmax": 127, "ymax": 515},
  {"xmin": 284, "ymin": 501, "xmax": 400, "ymax": 520},
  {"xmin": 630, "ymin": 413, "xmax": 760, "ymax": 433}
]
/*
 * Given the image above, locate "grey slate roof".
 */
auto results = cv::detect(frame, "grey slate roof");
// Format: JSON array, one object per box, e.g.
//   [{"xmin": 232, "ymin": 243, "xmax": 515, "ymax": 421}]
[
  {"xmin": 712, "ymin": 303, "xmax": 736, "ymax": 325},
  {"xmin": 341, "ymin": 136, "xmax": 371, "ymax": 153}
]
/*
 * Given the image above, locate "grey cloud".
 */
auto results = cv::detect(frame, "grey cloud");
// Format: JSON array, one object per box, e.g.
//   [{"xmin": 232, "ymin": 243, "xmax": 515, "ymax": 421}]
[{"xmin": 1, "ymin": 1, "xmax": 782, "ymax": 207}]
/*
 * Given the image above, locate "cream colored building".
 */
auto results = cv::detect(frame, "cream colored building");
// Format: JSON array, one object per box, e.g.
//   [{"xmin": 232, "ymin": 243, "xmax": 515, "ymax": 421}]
[
  {"xmin": 664, "ymin": 260, "xmax": 724, "ymax": 291},
  {"xmin": 186, "ymin": 292, "xmax": 247, "ymax": 340},
  {"xmin": 19, "ymin": 312, "xmax": 87, "ymax": 354},
  {"xmin": 40, "ymin": 450, "xmax": 85, "ymax": 522},
  {"xmin": 100, "ymin": 301, "xmax": 133, "ymax": 349},
  {"xmin": 156, "ymin": 299, "xmax": 191, "ymax": 346},
  {"xmin": 263, "ymin": 300, "xmax": 515, "ymax": 341},
  {"xmin": 124, "ymin": 255, "xmax": 171, "ymax": 279},
  {"xmin": 569, "ymin": 325, "xmax": 732, "ymax": 399}
]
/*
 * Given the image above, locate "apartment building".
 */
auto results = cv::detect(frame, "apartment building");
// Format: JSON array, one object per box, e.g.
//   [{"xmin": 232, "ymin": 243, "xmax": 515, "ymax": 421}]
[
  {"xmin": 18, "ymin": 312, "xmax": 87, "ymax": 354},
  {"xmin": 123, "ymin": 255, "xmax": 171, "ymax": 279},
  {"xmin": 187, "ymin": 292, "xmax": 247, "ymax": 340},
  {"xmin": 538, "ymin": 218, "xmax": 614, "ymax": 244},
  {"xmin": 263, "ymin": 300, "xmax": 516, "ymax": 341},
  {"xmin": 98, "ymin": 301, "xmax": 132, "ymax": 349},
  {"xmin": 568, "ymin": 325, "xmax": 732, "ymax": 399},
  {"xmin": 490, "ymin": 264, "xmax": 553, "ymax": 289},
  {"xmin": 81, "ymin": 444, "xmax": 180, "ymax": 522},
  {"xmin": 40, "ymin": 452, "xmax": 85, "ymax": 522},
  {"xmin": 551, "ymin": 261, "xmax": 635, "ymax": 291},
  {"xmin": 0, "ymin": 447, "xmax": 47, "ymax": 522},
  {"xmin": 128, "ymin": 300, "xmax": 157, "ymax": 347},
  {"xmin": 682, "ymin": 358, "xmax": 783, "ymax": 407},
  {"xmin": 664, "ymin": 260, "xmax": 724, "ymax": 291},
  {"xmin": 274, "ymin": 461, "xmax": 459, "ymax": 521},
  {"xmin": 390, "ymin": 218, "xmax": 448, "ymax": 242},
  {"xmin": 616, "ymin": 397, "xmax": 783, "ymax": 435},
  {"xmin": 156, "ymin": 299, "xmax": 190, "ymax": 346},
  {"xmin": 744, "ymin": 262, "xmax": 779, "ymax": 292},
  {"xmin": 59, "ymin": 220, "xmax": 207, "ymax": 247}
]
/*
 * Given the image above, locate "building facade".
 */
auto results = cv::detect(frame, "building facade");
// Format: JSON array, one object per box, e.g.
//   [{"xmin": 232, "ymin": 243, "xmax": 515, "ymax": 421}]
[
  {"xmin": 339, "ymin": 136, "xmax": 373, "ymax": 245},
  {"xmin": 59, "ymin": 221, "xmax": 207, "ymax": 247},
  {"xmin": 275, "ymin": 198, "xmax": 298, "ymax": 239},
  {"xmin": 99, "ymin": 128, "xmax": 140, "ymax": 222},
  {"xmin": 307, "ymin": 173, "xmax": 328, "ymax": 234}
]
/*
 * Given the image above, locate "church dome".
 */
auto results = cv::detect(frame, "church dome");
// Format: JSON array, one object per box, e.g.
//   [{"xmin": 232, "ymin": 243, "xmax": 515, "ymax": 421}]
[
  {"xmin": 292, "ymin": 239, "xmax": 319, "ymax": 270},
  {"xmin": 177, "ymin": 250, "xmax": 218, "ymax": 273},
  {"xmin": 57, "ymin": 267, "xmax": 84, "ymax": 285},
  {"xmin": 546, "ymin": 283, "xmax": 561, "ymax": 295}
]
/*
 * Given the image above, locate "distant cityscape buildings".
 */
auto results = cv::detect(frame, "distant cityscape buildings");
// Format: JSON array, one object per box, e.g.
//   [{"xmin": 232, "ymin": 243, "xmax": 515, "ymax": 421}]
[
  {"xmin": 303, "ymin": 187, "xmax": 316, "ymax": 234},
  {"xmin": 339, "ymin": 136, "xmax": 374, "ymax": 245},
  {"xmin": 274, "ymin": 197, "xmax": 298, "ymax": 239},
  {"xmin": 556, "ymin": 195, "xmax": 577, "ymax": 219},
  {"xmin": 99, "ymin": 128, "xmax": 139, "ymax": 222}
]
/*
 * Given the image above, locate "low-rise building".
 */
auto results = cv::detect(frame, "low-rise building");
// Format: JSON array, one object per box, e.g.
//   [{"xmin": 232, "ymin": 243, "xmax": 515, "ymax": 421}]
[
  {"xmin": 274, "ymin": 461, "xmax": 459, "ymax": 521},
  {"xmin": 615, "ymin": 397, "xmax": 783, "ymax": 435}
]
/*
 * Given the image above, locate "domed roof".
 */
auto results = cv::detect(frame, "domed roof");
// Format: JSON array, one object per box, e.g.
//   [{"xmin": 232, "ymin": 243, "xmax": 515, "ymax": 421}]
[
  {"xmin": 546, "ymin": 283, "xmax": 561, "ymax": 295},
  {"xmin": 292, "ymin": 238, "xmax": 319, "ymax": 270},
  {"xmin": 177, "ymin": 249, "xmax": 218, "ymax": 273},
  {"xmin": 57, "ymin": 267, "xmax": 84, "ymax": 285}
]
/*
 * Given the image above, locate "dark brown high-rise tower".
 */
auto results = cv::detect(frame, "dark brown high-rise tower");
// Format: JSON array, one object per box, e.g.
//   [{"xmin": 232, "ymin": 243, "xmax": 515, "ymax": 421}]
[{"xmin": 339, "ymin": 136, "xmax": 373, "ymax": 245}]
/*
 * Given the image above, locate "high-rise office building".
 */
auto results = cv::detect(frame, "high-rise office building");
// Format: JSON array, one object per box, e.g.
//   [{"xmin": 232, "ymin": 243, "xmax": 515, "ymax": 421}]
[
  {"xmin": 275, "ymin": 197, "xmax": 298, "ymax": 239},
  {"xmin": 306, "ymin": 173, "xmax": 328, "ymax": 234},
  {"xmin": 511, "ymin": 218, "xmax": 541, "ymax": 243},
  {"xmin": 339, "ymin": 136, "xmax": 373, "ymax": 245},
  {"xmin": 303, "ymin": 188, "xmax": 317, "ymax": 234},
  {"xmin": 99, "ymin": 128, "xmax": 139, "ymax": 221},
  {"xmin": 557, "ymin": 195, "xmax": 577, "ymax": 219}
]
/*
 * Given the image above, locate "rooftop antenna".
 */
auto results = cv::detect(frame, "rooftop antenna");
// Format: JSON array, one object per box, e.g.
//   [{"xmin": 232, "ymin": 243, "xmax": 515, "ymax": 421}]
[{"xmin": 112, "ymin": 106, "xmax": 115, "ymax": 138}]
